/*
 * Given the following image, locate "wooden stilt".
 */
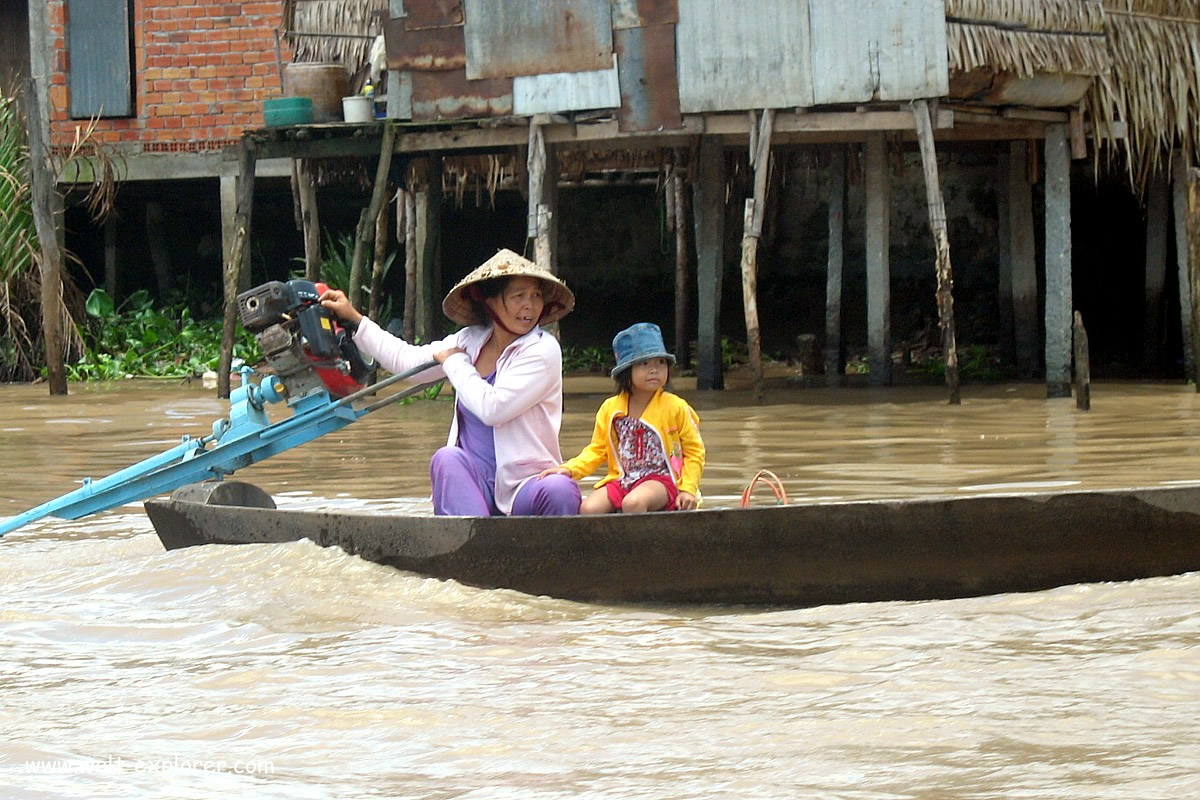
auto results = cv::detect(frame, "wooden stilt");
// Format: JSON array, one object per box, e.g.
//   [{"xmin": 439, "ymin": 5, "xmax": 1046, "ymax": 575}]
[
  {"xmin": 534, "ymin": 204, "xmax": 559, "ymax": 338},
  {"xmin": 825, "ymin": 145, "xmax": 846, "ymax": 385},
  {"xmin": 104, "ymin": 213, "xmax": 118, "ymax": 298},
  {"xmin": 1073, "ymin": 311, "xmax": 1090, "ymax": 411},
  {"xmin": 219, "ymin": 134, "xmax": 256, "ymax": 398},
  {"xmin": 912, "ymin": 99, "xmax": 960, "ymax": 404},
  {"xmin": 298, "ymin": 160, "xmax": 321, "ymax": 281},
  {"xmin": 527, "ymin": 115, "xmax": 547, "ymax": 241},
  {"xmin": 403, "ymin": 188, "xmax": 417, "ymax": 343},
  {"xmin": 145, "ymin": 201, "xmax": 175, "ymax": 299},
  {"xmin": 1187, "ymin": 168, "xmax": 1200, "ymax": 391},
  {"xmin": 1174, "ymin": 153, "xmax": 1196, "ymax": 380},
  {"xmin": 1143, "ymin": 169, "xmax": 1169, "ymax": 370},
  {"xmin": 26, "ymin": 77, "xmax": 66, "ymax": 395},
  {"xmin": 350, "ymin": 123, "xmax": 397, "ymax": 311},
  {"xmin": 1009, "ymin": 141, "xmax": 1038, "ymax": 378},
  {"xmin": 995, "ymin": 151, "xmax": 1015, "ymax": 366},
  {"xmin": 739, "ymin": 109, "xmax": 773, "ymax": 402},
  {"xmin": 414, "ymin": 158, "xmax": 443, "ymax": 343},
  {"xmin": 1044, "ymin": 124, "xmax": 1073, "ymax": 398},
  {"xmin": 673, "ymin": 166, "xmax": 690, "ymax": 369},
  {"xmin": 864, "ymin": 133, "xmax": 891, "ymax": 386},
  {"xmin": 693, "ymin": 136, "xmax": 726, "ymax": 390},
  {"xmin": 369, "ymin": 196, "xmax": 389, "ymax": 322}
]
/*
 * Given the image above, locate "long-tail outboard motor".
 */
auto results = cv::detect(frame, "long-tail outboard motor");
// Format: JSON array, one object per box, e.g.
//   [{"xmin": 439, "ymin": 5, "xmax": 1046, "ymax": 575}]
[{"xmin": 237, "ymin": 279, "xmax": 372, "ymax": 400}]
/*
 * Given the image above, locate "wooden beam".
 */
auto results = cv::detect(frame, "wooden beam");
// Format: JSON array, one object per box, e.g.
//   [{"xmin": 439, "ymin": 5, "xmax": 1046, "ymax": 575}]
[{"xmin": 912, "ymin": 99, "xmax": 960, "ymax": 404}]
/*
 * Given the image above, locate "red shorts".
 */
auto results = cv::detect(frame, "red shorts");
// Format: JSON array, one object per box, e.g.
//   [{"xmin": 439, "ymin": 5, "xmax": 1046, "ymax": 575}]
[{"xmin": 606, "ymin": 474, "xmax": 679, "ymax": 511}]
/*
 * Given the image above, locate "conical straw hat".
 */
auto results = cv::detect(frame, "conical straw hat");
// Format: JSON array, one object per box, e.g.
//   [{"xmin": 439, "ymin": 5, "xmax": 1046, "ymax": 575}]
[{"xmin": 442, "ymin": 249, "xmax": 575, "ymax": 326}]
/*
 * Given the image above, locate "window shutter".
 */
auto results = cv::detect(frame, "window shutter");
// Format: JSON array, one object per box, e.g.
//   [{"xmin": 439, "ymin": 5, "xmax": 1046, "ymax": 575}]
[{"xmin": 67, "ymin": 0, "xmax": 133, "ymax": 118}]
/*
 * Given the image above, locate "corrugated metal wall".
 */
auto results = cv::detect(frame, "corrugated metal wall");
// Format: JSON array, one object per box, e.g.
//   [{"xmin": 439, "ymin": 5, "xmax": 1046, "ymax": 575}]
[{"xmin": 387, "ymin": 0, "xmax": 947, "ymax": 121}]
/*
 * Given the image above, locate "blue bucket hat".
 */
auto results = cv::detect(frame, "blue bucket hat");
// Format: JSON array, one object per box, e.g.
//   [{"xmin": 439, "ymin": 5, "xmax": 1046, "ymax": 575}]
[{"xmin": 611, "ymin": 322, "xmax": 676, "ymax": 377}]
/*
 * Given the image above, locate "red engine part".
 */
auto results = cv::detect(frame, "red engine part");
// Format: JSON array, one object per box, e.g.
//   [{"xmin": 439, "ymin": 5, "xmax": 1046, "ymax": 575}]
[{"xmin": 308, "ymin": 281, "xmax": 364, "ymax": 398}]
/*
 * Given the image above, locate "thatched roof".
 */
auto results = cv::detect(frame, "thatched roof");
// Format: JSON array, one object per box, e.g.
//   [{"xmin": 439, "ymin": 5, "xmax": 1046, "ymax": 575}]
[
  {"xmin": 945, "ymin": 0, "xmax": 1110, "ymax": 77},
  {"xmin": 1087, "ymin": 1, "xmax": 1200, "ymax": 187},
  {"xmin": 283, "ymin": 0, "xmax": 386, "ymax": 71}
]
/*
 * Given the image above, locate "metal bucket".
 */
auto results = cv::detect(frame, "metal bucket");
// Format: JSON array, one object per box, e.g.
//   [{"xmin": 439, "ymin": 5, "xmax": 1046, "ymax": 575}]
[{"xmin": 283, "ymin": 63, "xmax": 349, "ymax": 122}]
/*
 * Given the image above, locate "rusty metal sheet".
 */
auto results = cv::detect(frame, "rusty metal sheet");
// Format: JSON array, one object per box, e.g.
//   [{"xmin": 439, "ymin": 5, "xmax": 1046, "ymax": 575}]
[
  {"xmin": 411, "ymin": 69, "xmax": 513, "ymax": 120},
  {"xmin": 403, "ymin": 0, "xmax": 463, "ymax": 30},
  {"xmin": 462, "ymin": 0, "xmax": 613, "ymax": 80},
  {"xmin": 615, "ymin": 24, "xmax": 682, "ymax": 132},
  {"xmin": 676, "ymin": 0, "xmax": 814, "ymax": 112},
  {"xmin": 611, "ymin": 0, "xmax": 678, "ymax": 30},
  {"xmin": 385, "ymin": 16, "xmax": 466, "ymax": 71},
  {"xmin": 809, "ymin": 0, "xmax": 947, "ymax": 103},
  {"xmin": 514, "ymin": 55, "xmax": 620, "ymax": 115}
]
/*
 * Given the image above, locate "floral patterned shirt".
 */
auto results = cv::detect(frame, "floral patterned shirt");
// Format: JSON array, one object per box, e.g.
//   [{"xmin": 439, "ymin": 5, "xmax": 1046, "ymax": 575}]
[{"xmin": 613, "ymin": 414, "xmax": 670, "ymax": 489}]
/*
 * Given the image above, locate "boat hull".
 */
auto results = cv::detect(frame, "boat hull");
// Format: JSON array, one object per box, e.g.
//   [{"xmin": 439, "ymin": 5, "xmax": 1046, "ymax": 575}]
[{"xmin": 146, "ymin": 483, "xmax": 1200, "ymax": 606}]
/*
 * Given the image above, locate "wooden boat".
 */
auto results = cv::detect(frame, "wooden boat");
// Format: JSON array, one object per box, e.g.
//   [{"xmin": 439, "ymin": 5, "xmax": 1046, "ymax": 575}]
[{"xmin": 145, "ymin": 480, "xmax": 1200, "ymax": 607}]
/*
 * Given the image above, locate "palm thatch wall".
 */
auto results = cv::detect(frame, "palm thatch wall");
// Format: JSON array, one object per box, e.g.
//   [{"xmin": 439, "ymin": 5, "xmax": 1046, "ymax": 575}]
[
  {"xmin": 1089, "ymin": 0, "xmax": 1200, "ymax": 187},
  {"xmin": 283, "ymin": 0, "xmax": 386, "ymax": 71},
  {"xmin": 945, "ymin": 0, "xmax": 1110, "ymax": 77}
]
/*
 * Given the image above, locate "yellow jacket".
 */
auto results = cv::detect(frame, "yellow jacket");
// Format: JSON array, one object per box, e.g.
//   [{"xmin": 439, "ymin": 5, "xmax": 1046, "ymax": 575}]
[{"xmin": 562, "ymin": 388, "xmax": 705, "ymax": 496}]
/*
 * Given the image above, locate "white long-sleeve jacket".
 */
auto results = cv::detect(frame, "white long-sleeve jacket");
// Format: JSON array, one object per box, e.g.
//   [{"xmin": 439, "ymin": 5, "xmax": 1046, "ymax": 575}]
[{"xmin": 353, "ymin": 318, "xmax": 565, "ymax": 513}]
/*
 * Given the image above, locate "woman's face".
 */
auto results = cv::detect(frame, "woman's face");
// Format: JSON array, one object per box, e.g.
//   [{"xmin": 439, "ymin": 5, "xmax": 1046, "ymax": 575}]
[
  {"xmin": 630, "ymin": 357, "xmax": 669, "ymax": 393},
  {"xmin": 485, "ymin": 276, "xmax": 545, "ymax": 334}
]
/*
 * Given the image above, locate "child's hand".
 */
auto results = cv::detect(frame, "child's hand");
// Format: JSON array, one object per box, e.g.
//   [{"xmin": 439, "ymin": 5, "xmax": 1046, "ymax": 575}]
[
  {"xmin": 675, "ymin": 491, "xmax": 697, "ymax": 510},
  {"xmin": 538, "ymin": 466, "xmax": 570, "ymax": 479}
]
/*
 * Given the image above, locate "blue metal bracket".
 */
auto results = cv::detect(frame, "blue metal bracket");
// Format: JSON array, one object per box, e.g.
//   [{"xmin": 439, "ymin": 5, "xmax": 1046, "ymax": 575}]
[{"xmin": 0, "ymin": 362, "xmax": 438, "ymax": 537}]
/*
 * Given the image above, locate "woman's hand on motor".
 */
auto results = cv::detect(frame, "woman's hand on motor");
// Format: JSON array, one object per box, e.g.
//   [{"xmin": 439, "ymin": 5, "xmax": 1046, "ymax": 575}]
[
  {"xmin": 675, "ymin": 491, "xmax": 697, "ymax": 511},
  {"xmin": 319, "ymin": 289, "xmax": 363, "ymax": 326},
  {"xmin": 433, "ymin": 347, "xmax": 466, "ymax": 365},
  {"xmin": 537, "ymin": 466, "xmax": 571, "ymax": 479}
]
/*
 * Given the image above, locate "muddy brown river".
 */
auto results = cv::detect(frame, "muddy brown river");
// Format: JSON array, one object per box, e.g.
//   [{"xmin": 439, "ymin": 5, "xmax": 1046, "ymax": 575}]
[{"xmin": 2, "ymin": 378, "xmax": 1199, "ymax": 798}]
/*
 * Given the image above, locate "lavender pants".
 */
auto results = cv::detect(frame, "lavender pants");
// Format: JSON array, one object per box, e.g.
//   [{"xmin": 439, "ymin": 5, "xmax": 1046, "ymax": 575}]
[{"xmin": 429, "ymin": 446, "xmax": 581, "ymax": 516}]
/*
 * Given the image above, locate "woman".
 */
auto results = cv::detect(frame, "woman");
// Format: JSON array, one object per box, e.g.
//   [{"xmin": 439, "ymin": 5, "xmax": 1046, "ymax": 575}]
[{"xmin": 320, "ymin": 249, "xmax": 581, "ymax": 517}]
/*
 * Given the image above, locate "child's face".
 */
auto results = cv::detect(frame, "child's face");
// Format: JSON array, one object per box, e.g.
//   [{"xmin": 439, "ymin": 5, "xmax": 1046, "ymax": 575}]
[{"xmin": 630, "ymin": 357, "xmax": 669, "ymax": 393}]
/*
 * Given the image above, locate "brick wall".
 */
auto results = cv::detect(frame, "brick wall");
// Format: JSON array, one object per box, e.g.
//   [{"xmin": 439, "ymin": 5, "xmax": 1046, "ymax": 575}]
[{"xmin": 48, "ymin": 0, "xmax": 290, "ymax": 152}]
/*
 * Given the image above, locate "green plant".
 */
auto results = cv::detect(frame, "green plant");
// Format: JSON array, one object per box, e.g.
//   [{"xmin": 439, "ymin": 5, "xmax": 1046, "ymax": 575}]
[
  {"xmin": 907, "ymin": 344, "xmax": 1004, "ymax": 383},
  {"xmin": 293, "ymin": 229, "xmax": 397, "ymax": 323},
  {"xmin": 561, "ymin": 345, "xmax": 612, "ymax": 373},
  {"xmin": 67, "ymin": 288, "xmax": 261, "ymax": 380}
]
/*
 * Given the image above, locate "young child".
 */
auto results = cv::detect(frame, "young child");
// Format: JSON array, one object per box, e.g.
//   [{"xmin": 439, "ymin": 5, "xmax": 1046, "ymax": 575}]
[{"xmin": 541, "ymin": 322, "xmax": 705, "ymax": 513}]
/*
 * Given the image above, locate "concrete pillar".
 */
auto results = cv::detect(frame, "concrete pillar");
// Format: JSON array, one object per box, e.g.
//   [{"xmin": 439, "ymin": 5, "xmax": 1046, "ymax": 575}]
[
  {"xmin": 692, "ymin": 136, "xmax": 726, "ymax": 390},
  {"xmin": 1044, "ymin": 124, "xmax": 1073, "ymax": 398},
  {"xmin": 864, "ymin": 134, "xmax": 890, "ymax": 385}
]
